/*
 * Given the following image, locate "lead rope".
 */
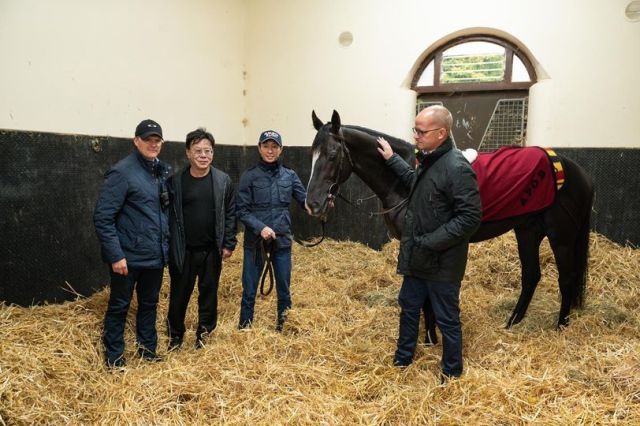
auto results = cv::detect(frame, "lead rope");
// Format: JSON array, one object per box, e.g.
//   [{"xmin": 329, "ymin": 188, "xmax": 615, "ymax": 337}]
[{"xmin": 258, "ymin": 239, "xmax": 276, "ymax": 297}]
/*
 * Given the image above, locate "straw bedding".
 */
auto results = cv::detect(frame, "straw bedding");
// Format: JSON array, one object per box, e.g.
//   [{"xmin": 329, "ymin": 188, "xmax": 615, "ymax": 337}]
[{"xmin": 1, "ymin": 232, "xmax": 638, "ymax": 425}]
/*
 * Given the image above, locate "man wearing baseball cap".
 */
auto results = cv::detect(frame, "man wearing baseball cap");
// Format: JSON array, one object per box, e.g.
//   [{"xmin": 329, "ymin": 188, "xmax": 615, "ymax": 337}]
[
  {"xmin": 236, "ymin": 130, "xmax": 306, "ymax": 331},
  {"xmin": 94, "ymin": 119, "xmax": 171, "ymax": 369}
]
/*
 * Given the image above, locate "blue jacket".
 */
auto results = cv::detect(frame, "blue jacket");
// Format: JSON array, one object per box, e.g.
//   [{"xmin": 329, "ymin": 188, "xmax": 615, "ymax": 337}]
[
  {"xmin": 94, "ymin": 151, "xmax": 171, "ymax": 269},
  {"xmin": 237, "ymin": 161, "xmax": 307, "ymax": 248}
]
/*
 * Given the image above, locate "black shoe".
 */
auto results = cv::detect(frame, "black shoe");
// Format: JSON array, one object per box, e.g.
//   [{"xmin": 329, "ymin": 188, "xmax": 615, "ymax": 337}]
[
  {"xmin": 393, "ymin": 358, "xmax": 412, "ymax": 368},
  {"xmin": 138, "ymin": 348, "xmax": 163, "ymax": 362},
  {"xmin": 105, "ymin": 357, "xmax": 126, "ymax": 370},
  {"xmin": 141, "ymin": 353, "xmax": 163, "ymax": 362},
  {"xmin": 168, "ymin": 340, "xmax": 182, "ymax": 352}
]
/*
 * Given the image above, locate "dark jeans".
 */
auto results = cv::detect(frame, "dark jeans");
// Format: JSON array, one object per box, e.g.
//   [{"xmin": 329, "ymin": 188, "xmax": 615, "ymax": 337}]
[
  {"xmin": 394, "ymin": 275, "xmax": 463, "ymax": 377},
  {"xmin": 239, "ymin": 245, "xmax": 291, "ymax": 328},
  {"xmin": 103, "ymin": 267, "xmax": 163, "ymax": 363},
  {"xmin": 167, "ymin": 248, "xmax": 222, "ymax": 344}
]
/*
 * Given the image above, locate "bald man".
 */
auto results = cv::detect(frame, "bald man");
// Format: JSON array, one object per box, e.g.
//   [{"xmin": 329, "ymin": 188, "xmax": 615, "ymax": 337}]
[{"xmin": 377, "ymin": 105, "xmax": 481, "ymax": 381}]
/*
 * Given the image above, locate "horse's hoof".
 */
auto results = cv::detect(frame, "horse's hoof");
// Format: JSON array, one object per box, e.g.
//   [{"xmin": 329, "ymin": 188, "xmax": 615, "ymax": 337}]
[{"xmin": 506, "ymin": 312, "xmax": 523, "ymax": 328}]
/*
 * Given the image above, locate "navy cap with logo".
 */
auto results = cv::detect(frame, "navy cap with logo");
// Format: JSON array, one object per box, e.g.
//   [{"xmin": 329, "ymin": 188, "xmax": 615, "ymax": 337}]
[
  {"xmin": 135, "ymin": 119, "xmax": 163, "ymax": 139},
  {"xmin": 258, "ymin": 130, "xmax": 282, "ymax": 146}
]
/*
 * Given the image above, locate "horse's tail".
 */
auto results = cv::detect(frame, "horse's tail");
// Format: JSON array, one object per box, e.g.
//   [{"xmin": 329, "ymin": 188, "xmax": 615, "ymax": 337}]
[{"xmin": 567, "ymin": 159, "xmax": 594, "ymax": 309}]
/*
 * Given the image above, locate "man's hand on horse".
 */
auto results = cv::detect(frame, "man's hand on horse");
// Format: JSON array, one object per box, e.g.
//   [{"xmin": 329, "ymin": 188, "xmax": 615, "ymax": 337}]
[
  {"xmin": 260, "ymin": 226, "xmax": 277, "ymax": 240},
  {"xmin": 376, "ymin": 137, "xmax": 393, "ymax": 160}
]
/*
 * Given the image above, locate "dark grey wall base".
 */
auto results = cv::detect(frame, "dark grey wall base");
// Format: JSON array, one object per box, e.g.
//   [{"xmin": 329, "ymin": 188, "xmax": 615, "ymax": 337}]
[{"xmin": 0, "ymin": 129, "xmax": 637, "ymax": 305}]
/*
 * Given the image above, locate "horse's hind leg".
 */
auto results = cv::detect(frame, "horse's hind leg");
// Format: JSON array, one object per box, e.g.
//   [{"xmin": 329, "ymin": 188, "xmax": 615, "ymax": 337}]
[
  {"xmin": 422, "ymin": 298, "xmax": 438, "ymax": 345},
  {"xmin": 508, "ymin": 225, "xmax": 545, "ymax": 328},
  {"xmin": 546, "ymin": 227, "xmax": 579, "ymax": 328}
]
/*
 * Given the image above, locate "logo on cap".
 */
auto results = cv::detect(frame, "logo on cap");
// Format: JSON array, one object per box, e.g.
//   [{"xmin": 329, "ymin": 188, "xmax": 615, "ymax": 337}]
[
  {"xmin": 258, "ymin": 130, "xmax": 282, "ymax": 146},
  {"xmin": 135, "ymin": 119, "xmax": 163, "ymax": 139}
]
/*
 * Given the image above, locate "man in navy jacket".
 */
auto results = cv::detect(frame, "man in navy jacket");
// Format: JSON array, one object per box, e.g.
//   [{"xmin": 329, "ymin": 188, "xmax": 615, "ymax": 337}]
[
  {"xmin": 236, "ymin": 130, "xmax": 306, "ymax": 331},
  {"xmin": 94, "ymin": 119, "xmax": 170, "ymax": 369}
]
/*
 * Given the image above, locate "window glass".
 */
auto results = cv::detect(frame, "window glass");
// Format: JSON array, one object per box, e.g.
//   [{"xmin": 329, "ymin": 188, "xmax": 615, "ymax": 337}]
[
  {"xmin": 441, "ymin": 41, "xmax": 505, "ymax": 84},
  {"xmin": 416, "ymin": 61, "xmax": 434, "ymax": 86},
  {"xmin": 511, "ymin": 55, "xmax": 531, "ymax": 82}
]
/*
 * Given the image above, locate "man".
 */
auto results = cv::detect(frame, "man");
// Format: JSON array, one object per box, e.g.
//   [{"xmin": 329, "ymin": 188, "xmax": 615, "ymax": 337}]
[
  {"xmin": 166, "ymin": 128, "xmax": 237, "ymax": 350},
  {"xmin": 236, "ymin": 130, "xmax": 306, "ymax": 331},
  {"xmin": 94, "ymin": 119, "xmax": 170, "ymax": 369},
  {"xmin": 376, "ymin": 105, "xmax": 481, "ymax": 379}
]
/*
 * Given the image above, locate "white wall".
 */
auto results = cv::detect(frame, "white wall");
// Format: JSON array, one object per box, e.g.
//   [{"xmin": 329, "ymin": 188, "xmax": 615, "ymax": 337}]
[
  {"xmin": 244, "ymin": 0, "xmax": 640, "ymax": 148},
  {"xmin": 1, "ymin": 0, "xmax": 639, "ymax": 147},
  {"xmin": 0, "ymin": 0, "xmax": 247, "ymax": 144}
]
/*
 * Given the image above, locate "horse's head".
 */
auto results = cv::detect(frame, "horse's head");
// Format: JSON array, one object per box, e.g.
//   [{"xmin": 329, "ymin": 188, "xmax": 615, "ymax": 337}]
[{"xmin": 305, "ymin": 110, "xmax": 353, "ymax": 218}]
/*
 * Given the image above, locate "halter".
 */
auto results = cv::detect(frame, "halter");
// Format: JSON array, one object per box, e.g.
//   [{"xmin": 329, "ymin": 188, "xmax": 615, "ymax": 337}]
[{"xmin": 325, "ymin": 130, "xmax": 354, "ymax": 204}]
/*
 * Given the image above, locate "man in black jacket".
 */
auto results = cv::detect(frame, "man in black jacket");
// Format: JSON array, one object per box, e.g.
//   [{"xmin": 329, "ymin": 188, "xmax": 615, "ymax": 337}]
[
  {"xmin": 377, "ymin": 105, "xmax": 481, "ymax": 379},
  {"xmin": 166, "ymin": 128, "xmax": 237, "ymax": 350},
  {"xmin": 94, "ymin": 119, "xmax": 170, "ymax": 369}
]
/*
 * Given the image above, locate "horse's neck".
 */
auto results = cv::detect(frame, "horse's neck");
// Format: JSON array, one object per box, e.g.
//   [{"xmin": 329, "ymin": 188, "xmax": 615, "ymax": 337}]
[{"xmin": 343, "ymin": 129, "xmax": 409, "ymax": 209}]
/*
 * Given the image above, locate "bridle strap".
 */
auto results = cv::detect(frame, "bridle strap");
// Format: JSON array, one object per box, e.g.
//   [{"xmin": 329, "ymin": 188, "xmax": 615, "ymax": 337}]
[{"xmin": 294, "ymin": 219, "xmax": 326, "ymax": 247}]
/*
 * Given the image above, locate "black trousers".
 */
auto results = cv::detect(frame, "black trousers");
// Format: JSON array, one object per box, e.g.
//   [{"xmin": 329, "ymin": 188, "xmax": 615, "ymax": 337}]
[
  {"xmin": 167, "ymin": 248, "xmax": 222, "ymax": 343},
  {"xmin": 394, "ymin": 275, "xmax": 463, "ymax": 377},
  {"xmin": 103, "ymin": 267, "xmax": 164, "ymax": 363}
]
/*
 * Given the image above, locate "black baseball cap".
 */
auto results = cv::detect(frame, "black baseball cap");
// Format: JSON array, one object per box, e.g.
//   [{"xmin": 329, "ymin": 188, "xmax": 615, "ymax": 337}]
[{"xmin": 135, "ymin": 119, "xmax": 163, "ymax": 139}]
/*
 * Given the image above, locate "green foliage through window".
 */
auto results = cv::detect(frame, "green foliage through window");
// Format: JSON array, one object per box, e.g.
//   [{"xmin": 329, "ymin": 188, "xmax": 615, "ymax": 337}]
[{"xmin": 441, "ymin": 53, "xmax": 505, "ymax": 84}]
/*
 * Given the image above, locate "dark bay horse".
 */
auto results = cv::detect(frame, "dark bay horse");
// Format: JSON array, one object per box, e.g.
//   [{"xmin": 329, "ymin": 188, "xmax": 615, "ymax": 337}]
[{"xmin": 306, "ymin": 110, "xmax": 594, "ymax": 330}]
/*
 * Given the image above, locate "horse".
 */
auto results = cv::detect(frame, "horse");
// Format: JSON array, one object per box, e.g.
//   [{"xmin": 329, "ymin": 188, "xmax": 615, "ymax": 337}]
[{"xmin": 306, "ymin": 110, "xmax": 594, "ymax": 333}]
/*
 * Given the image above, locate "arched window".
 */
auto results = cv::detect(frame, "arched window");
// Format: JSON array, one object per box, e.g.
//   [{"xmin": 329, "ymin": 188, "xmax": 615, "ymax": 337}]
[{"xmin": 412, "ymin": 35, "xmax": 536, "ymax": 151}]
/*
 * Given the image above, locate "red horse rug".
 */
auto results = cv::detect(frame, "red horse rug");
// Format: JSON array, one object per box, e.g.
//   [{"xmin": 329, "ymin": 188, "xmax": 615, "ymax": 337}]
[{"xmin": 471, "ymin": 146, "xmax": 563, "ymax": 223}]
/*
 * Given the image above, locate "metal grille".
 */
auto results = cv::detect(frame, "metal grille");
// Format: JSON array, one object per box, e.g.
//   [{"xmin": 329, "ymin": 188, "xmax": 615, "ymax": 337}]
[
  {"xmin": 415, "ymin": 100, "xmax": 442, "ymax": 115},
  {"xmin": 478, "ymin": 97, "xmax": 528, "ymax": 152}
]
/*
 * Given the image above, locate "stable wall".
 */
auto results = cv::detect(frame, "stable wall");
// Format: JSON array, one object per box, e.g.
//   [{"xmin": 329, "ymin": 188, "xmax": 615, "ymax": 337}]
[
  {"xmin": 0, "ymin": 0, "xmax": 247, "ymax": 144},
  {"xmin": 1, "ymin": 0, "xmax": 639, "ymax": 305},
  {"xmin": 244, "ymin": 0, "xmax": 640, "ymax": 148},
  {"xmin": 1, "ymin": 1, "xmax": 638, "ymax": 147}
]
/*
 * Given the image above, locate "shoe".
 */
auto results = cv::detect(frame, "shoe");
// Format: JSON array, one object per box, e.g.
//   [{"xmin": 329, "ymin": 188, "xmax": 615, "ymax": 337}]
[
  {"xmin": 138, "ymin": 349, "xmax": 163, "ymax": 362},
  {"xmin": 141, "ymin": 353, "xmax": 163, "ymax": 362},
  {"xmin": 168, "ymin": 340, "xmax": 182, "ymax": 352},
  {"xmin": 393, "ymin": 358, "xmax": 412, "ymax": 368},
  {"xmin": 105, "ymin": 357, "xmax": 126, "ymax": 370},
  {"xmin": 195, "ymin": 338, "xmax": 205, "ymax": 349}
]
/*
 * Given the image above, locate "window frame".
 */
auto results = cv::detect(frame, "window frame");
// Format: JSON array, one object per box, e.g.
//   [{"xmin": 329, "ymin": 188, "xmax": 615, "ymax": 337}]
[{"xmin": 412, "ymin": 35, "xmax": 537, "ymax": 94}]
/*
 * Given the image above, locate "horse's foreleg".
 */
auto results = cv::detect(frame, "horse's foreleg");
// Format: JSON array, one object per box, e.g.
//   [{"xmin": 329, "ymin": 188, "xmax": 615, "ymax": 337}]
[
  {"xmin": 422, "ymin": 298, "xmax": 438, "ymax": 345},
  {"xmin": 507, "ymin": 226, "xmax": 545, "ymax": 328}
]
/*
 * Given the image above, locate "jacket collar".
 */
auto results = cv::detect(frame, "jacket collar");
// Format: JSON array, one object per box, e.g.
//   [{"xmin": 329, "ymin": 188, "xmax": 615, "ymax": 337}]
[
  {"xmin": 417, "ymin": 137, "xmax": 453, "ymax": 166},
  {"xmin": 258, "ymin": 160, "xmax": 280, "ymax": 172}
]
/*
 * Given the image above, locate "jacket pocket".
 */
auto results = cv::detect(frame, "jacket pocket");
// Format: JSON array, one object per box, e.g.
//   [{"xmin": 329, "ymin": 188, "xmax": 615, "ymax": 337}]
[
  {"xmin": 409, "ymin": 244, "xmax": 438, "ymax": 274},
  {"xmin": 277, "ymin": 179, "xmax": 292, "ymax": 204},
  {"xmin": 252, "ymin": 178, "xmax": 271, "ymax": 205},
  {"xmin": 429, "ymin": 192, "xmax": 451, "ymax": 225}
]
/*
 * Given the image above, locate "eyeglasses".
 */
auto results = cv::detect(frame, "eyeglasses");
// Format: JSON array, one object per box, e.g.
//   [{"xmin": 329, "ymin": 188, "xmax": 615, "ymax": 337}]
[
  {"xmin": 412, "ymin": 127, "xmax": 442, "ymax": 137},
  {"xmin": 192, "ymin": 148, "xmax": 214, "ymax": 156}
]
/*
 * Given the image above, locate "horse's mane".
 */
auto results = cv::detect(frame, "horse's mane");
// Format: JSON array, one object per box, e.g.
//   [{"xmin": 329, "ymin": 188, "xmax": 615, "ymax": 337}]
[
  {"xmin": 345, "ymin": 125, "xmax": 415, "ymax": 163},
  {"xmin": 311, "ymin": 124, "xmax": 415, "ymax": 164}
]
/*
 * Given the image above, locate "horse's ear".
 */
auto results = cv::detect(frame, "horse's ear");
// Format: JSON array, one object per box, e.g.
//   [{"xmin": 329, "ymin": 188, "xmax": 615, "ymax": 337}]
[
  {"xmin": 331, "ymin": 110, "xmax": 341, "ymax": 134},
  {"xmin": 312, "ymin": 110, "xmax": 323, "ymax": 131}
]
